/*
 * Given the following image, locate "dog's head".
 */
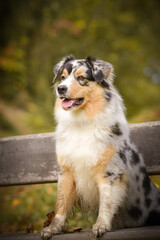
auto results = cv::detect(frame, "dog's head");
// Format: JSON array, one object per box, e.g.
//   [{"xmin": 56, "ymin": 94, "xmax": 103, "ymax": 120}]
[{"xmin": 53, "ymin": 55, "xmax": 113, "ymax": 114}]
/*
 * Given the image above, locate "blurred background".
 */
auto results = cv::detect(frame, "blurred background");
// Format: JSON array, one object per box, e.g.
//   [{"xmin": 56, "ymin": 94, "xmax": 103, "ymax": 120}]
[{"xmin": 0, "ymin": 0, "xmax": 160, "ymax": 234}]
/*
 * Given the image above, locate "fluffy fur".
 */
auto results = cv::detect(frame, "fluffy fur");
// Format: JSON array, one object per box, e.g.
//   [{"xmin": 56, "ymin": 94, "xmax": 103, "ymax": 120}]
[{"xmin": 41, "ymin": 56, "xmax": 160, "ymax": 239}]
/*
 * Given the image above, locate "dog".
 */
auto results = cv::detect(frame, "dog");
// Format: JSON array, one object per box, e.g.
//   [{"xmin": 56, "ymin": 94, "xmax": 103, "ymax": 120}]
[{"xmin": 41, "ymin": 55, "xmax": 160, "ymax": 239}]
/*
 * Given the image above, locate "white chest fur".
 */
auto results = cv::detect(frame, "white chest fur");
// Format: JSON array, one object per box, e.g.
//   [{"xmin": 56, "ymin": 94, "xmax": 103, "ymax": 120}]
[
  {"xmin": 56, "ymin": 118, "xmax": 109, "ymax": 168},
  {"xmin": 55, "ymin": 113, "xmax": 110, "ymax": 210}
]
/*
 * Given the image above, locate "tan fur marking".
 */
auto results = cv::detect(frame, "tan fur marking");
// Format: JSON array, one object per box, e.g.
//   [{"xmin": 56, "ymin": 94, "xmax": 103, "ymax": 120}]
[
  {"xmin": 56, "ymin": 163, "xmax": 76, "ymax": 216},
  {"xmin": 68, "ymin": 81, "xmax": 107, "ymax": 118},
  {"xmin": 74, "ymin": 67, "xmax": 87, "ymax": 78},
  {"xmin": 61, "ymin": 68, "xmax": 69, "ymax": 78},
  {"xmin": 92, "ymin": 146, "xmax": 116, "ymax": 184},
  {"xmin": 83, "ymin": 82, "xmax": 107, "ymax": 118}
]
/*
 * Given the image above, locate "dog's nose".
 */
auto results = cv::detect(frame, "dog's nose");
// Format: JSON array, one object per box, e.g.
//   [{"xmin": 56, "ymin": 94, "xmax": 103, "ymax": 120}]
[{"xmin": 57, "ymin": 85, "xmax": 68, "ymax": 95}]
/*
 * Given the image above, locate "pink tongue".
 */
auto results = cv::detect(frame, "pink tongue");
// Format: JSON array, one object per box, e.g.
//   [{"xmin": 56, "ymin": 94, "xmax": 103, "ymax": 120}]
[{"xmin": 61, "ymin": 99, "xmax": 75, "ymax": 109}]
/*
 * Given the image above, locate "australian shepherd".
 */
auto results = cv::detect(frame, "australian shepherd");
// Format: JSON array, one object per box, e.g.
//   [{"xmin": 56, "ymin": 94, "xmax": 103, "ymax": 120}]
[{"xmin": 41, "ymin": 56, "xmax": 160, "ymax": 239}]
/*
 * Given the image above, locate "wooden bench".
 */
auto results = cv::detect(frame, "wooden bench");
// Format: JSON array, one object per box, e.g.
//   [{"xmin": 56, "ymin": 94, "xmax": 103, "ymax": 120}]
[{"xmin": 0, "ymin": 121, "xmax": 160, "ymax": 240}]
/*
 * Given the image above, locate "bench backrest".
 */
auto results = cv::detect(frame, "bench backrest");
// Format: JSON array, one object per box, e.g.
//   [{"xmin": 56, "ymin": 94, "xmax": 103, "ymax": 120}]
[{"xmin": 0, "ymin": 121, "xmax": 160, "ymax": 186}]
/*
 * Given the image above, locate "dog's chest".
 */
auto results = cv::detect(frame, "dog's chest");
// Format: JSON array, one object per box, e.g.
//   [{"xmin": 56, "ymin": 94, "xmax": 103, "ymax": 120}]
[
  {"xmin": 56, "ymin": 123, "xmax": 105, "ymax": 209},
  {"xmin": 74, "ymin": 166, "xmax": 99, "ymax": 210},
  {"xmin": 56, "ymin": 123, "xmax": 108, "ymax": 167}
]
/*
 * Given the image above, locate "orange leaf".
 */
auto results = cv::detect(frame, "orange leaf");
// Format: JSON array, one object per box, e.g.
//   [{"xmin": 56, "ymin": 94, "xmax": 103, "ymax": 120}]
[
  {"xmin": 44, "ymin": 211, "xmax": 55, "ymax": 227},
  {"xmin": 26, "ymin": 223, "xmax": 34, "ymax": 233},
  {"xmin": 64, "ymin": 226, "xmax": 82, "ymax": 233}
]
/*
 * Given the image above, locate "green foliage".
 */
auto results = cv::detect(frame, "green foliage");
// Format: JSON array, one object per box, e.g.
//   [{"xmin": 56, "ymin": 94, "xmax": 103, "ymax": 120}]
[
  {"xmin": 0, "ymin": 113, "xmax": 17, "ymax": 132},
  {"xmin": 0, "ymin": 184, "xmax": 58, "ymax": 232}
]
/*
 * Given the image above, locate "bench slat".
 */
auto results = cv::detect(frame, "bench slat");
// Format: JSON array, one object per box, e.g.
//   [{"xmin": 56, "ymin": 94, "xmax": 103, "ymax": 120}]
[
  {"xmin": 0, "ymin": 121, "xmax": 160, "ymax": 186},
  {"xmin": 0, "ymin": 226, "xmax": 160, "ymax": 240},
  {"xmin": 0, "ymin": 133, "xmax": 59, "ymax": 186}
]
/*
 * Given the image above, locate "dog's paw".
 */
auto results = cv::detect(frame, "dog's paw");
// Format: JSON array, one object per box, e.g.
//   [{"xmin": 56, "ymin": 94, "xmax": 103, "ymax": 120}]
[
  {"xmin": 92, "ymin": 222, "xmax": 109, "ymax": 237},
  {"xmin": 41, "ymin": 226, "xmax": 52, "ymax": 240},
  {"xmin": 41, "ymin": 225, "xmax": 61, "ymax": 239}
]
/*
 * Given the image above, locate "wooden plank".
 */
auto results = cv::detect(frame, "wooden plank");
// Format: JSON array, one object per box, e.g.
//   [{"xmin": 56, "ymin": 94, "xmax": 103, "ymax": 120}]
[
  {"xmin": 146, "ymin": 166, "xmax": 160, "ymax": 176},
  {"xmin": 130, "ymin": 121, "xmax": 160, "ymax": 175},
  {"xmin": 0, "ymin": 121, "xmax": 160, "ymax": 186},
  {"xmin": 0, "ymin": 133, "xmax": 59, "ymax": 186},
  {"xmin": 0, "ymin": 226, "xmax": 160, "ymax": 240}
]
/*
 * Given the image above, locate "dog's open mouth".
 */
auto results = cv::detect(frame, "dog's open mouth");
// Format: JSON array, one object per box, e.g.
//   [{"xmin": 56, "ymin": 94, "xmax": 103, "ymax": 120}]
[{"xmin": 61, "ymin": 98, "xmax": 84, "ymax": 110}]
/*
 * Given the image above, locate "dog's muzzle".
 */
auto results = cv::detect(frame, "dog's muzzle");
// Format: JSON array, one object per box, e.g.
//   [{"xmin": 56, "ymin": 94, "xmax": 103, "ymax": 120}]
[
  {"xmin": 57, "ymin": 84, "xmax": 84, "ymax": 110},
  {"xmin": 57, "ymin": 85, "xmax": 68, "ymax": 97}
]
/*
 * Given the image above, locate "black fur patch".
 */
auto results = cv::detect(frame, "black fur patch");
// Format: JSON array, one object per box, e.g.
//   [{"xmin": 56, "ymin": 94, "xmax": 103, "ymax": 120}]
[
  {"xmin": 140, "ymin": 166, "xmax": 146, "ymax": 174},
  {"xmin": 77, "ymin": 60, "xmax": 85, "ymax": 66},
  {"xmin": 124, "ymin": 140, "xmax": 131, "ymax": 151},
  {"xmin": 118, "ymin": 173, "xmax": 124, "ymax": 182},
  {"xmin": 85, "ymin": 56, "xmax": 96, "ymax": 75},
  {"xmin": 105, "ymin": 91, "xmax": 112, "ymax": 101},
  {"xmin": 140, "ymin": 167, "xmax": 151, "ymax": 197},
  {"xmin": 136, "ymin": 198, "xmax": 140, "ymax": 205},
  {"xmin": 64, "ymin": 62, "xmax": 73, "ymax": 75},
  {"xmin": 136, "ymin": 175, "xmax": 140, "ymax": 182},
  {"xmin": 145, "ymin": 210, "xmax": 160, "ymax": 226},
  {"xmin": 94, "ymin": 70, "xmax": 104, "ymax": 83},
  {"xmin": 119, "ymin": 150, "xmax": 127, "ymax": 164},
  {"xmin": 85, "ymin": 69, "xmax": 94, "ymax": 81},
  {"xmin": 111, "ymin": 123, "xmax": 122, "ymax": 136},
  {"xmin": 101, "ymin": 79, "xmax": 110, "ymax": 88},
  {"xmin": 53, "ymin": 55, "xmax": 75, "ymax": 83},
  {"xmin": 64, "ymin": 55, "xmax": 75, "ymax": 65},
  {"xmin": 85, "ymin": 56, "xmax": 97, "ymax": 67},
  {"xmin": 127, "ymin": 206, "xmax": 142, "ymax": 220},
  {"xmin": 131, "ymin": 149, "xmax": 140, "ymax": 165},
  {"xmin": 85, "ymin": 56, "xmax": 110, "ymax": 88},
  {"xmin": 145, "ymin": 198, "xmax": 152, "ymax": 208},
  {"xmin": 106, "ymin": 171, "xmax": 124, "ymax": 183},
  {"xmin": 106, "ymin": 171, "xmax": 114, "ymax": 177}
]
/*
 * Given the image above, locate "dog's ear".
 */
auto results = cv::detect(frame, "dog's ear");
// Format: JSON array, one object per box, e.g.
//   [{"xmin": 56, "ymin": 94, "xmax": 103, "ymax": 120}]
[
  {"xmin": 85, "ymin": 57, "xmax": 113, "ymax": 87},
  {"xmin": 53, "ymin": 55, "xmax": 75, "ymax": 83}
]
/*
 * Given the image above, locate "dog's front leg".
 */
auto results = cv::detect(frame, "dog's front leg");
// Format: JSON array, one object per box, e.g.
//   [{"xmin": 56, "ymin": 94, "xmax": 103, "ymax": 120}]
[
  {"xmin": 92, "ymin": 146, "xmax": 127, "ymax": 237},
  {"xmin": 92, "ymin": 181, "xmax": 113, "ymax": 236},
  {"xmin": 92, "ymin": 175, "xmax": 127, "ymax": 237},
  {"xmin": 41, "ymin": 167, "xmax": 76, "ymax": 239}
]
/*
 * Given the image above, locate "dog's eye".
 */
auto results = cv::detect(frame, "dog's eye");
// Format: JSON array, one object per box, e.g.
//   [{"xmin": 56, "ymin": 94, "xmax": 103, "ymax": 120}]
[
  {"xmin": 77, "ymin": 75, "xmax": 84, "ymax": 81},
  {"xmin": 61, "ymin": 75, "xmax": 66, "ymax": 81},
  {"xmin": 77, "ymin": 75, "xmax": 89, "ymax": 86}
]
